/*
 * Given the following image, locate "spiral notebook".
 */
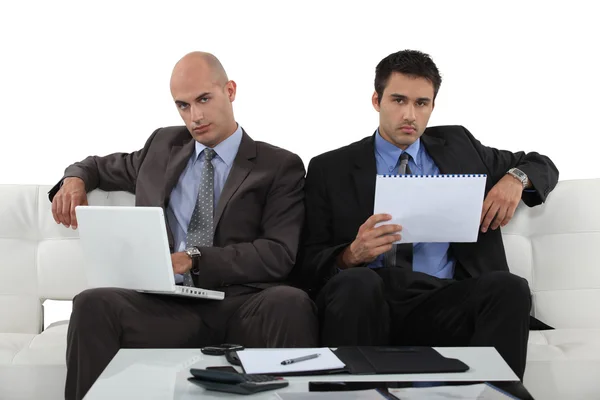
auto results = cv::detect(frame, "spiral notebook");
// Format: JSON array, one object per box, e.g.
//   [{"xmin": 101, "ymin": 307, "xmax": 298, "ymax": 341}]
[{"xmin": 374, "ymin": 174, "xmax": 487, "ymax": 243}]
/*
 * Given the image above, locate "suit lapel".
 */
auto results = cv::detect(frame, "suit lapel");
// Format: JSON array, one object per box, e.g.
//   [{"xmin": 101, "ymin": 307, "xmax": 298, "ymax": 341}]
[
  {"xmin": 353, "ymin": 135, "xmax": 378, "ymax": 216},
  {"xmin": 163, "ymin": 139, "xmax": 196, "ymax": 207},
  {"xmin": 161, "ymin": 137, "xmax": 195, "ymax": 249},
  {"xmin": 213, "ymin": 131, "xmax": 256, "ymax": 230},
  {"xmin": 420, "ymin": 133, "xmax": 466, "ymax": 174}
]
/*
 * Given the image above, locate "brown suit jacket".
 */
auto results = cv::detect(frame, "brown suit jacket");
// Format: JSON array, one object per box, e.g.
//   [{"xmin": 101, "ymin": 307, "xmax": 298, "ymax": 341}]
[{"xmin": 48, "ymin": 126, "xmax": 306, "ymax": 293}]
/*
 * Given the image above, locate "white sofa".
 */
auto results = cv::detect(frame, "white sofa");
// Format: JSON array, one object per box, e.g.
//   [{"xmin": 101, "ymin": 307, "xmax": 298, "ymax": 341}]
[{"xmin": 0, "ymin": 180, "xmax": 599, "ymax": 399}]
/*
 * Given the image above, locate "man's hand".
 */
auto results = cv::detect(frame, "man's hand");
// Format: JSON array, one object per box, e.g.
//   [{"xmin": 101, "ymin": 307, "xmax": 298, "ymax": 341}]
[
  {"xmin": 338, "ymin": 214, "xmax": 402, "ymax": 269},
  {"xmin": 171, "ymin": 252, "xmax": 193, "ymax": 275},
  {"xmin": 51, "ymin": 177, "xmax": 88, "ymax": 229},
  {"xmin": 480, "ymin": 174, "xmax": 523, "ymax": 233}
]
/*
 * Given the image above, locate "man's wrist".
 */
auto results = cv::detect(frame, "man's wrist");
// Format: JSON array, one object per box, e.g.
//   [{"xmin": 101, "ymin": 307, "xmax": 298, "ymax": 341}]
[
  {"xmin": 338, "ymin": 246, "xmax": 357, "ymax": 269},
  {"xmin": 61, "ymin": 176, "xmax": 85, "ymax": 188},
  {"xmin": 185, "ymin": 246, "xmax": 202, "ymax": 274},
  {"xmin": 507, "ymin": 168, "xmax": 529, "ymax": 189}
]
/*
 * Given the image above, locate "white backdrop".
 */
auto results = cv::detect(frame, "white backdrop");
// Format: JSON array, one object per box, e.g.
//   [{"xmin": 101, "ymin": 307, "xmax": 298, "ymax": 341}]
[{"xmin": 1, "ymin": 1, "xmax": 598, "ymax": 324}]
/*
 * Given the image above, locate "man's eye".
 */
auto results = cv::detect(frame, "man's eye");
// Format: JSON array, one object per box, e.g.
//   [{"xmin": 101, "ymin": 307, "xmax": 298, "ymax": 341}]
[
  {"xmin": 178, "ymin": 104, "xmax": 189, "ymax": 110},
  {"xmin": 417, "ymin": 102, "xmax": 427, "ymax": 107},
  {"xmin": 395, "ymin": 99, "xmax": 404, "ymax": 104},
  {"xmin": 200, "ymin": 97, "xmax": 209, "ymax": 103}
]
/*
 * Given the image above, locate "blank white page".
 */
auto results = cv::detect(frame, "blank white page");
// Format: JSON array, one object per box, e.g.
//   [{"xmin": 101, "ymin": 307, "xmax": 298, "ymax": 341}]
[
  {"xmin": 374, "ymin": 174, "xmax": 487, "ymax": 243},
  {"xmin": 237, "ymin": 348, "xmax": 345, "ymax": 375}
]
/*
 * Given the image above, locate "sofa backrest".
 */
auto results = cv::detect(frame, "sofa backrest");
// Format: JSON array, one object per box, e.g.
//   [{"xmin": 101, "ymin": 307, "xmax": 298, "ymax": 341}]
[
  {"xmin": 0, "ymin": 185, "xmax": 134, "ymax": 334},
  {"xmin": 501, "ymin": 178, "xmax": 600, "ymax": 329},
  {"xmin": 0, "ymin": 179, "xmax": 598, "ymax": 334}
]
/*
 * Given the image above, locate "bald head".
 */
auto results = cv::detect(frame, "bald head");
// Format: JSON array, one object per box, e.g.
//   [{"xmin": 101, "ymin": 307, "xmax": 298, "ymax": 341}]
[
  {"xmin": 169, "ymin": 51, "xmax": 238, "ymax": 148},
  {"xmin": 170, "ymin": 52, "xmax": 228, "ymax": 92}
]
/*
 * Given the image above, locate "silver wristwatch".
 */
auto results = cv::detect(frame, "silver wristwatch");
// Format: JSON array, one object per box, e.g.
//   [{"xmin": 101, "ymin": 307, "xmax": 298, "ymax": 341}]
[
  {"xmin": 185, "ymin": 247, "xmax": 201, "ymax": 259},
  {"xmin": 185, "ymin": 247, "xmax": 201, "ymax": 274},
  {"xmin": 507, "ymin": 168, "xmax": 529, "ymax": 189}
]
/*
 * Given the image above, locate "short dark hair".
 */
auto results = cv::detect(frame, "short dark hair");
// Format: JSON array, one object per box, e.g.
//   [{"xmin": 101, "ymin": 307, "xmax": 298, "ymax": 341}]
[{"xmin": 374, "ymin": 50, "xmax": 442, "ymax": 103}]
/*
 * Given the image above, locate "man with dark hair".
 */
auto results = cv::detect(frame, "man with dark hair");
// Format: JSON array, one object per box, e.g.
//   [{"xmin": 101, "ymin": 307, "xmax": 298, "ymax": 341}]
[{"xmin": 300, "ymin": 49, "xmax": 559, "ymax": 380}]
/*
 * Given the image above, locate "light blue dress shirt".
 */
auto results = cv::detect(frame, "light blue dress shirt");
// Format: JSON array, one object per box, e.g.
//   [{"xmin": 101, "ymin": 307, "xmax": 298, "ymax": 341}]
[
  {"xmin": 167, "ymin": 124, "xmax": 243, "ymax": 282},
  {"xmin": 369, "ymin": 130, "xmax": 456, "ymax": 279}
]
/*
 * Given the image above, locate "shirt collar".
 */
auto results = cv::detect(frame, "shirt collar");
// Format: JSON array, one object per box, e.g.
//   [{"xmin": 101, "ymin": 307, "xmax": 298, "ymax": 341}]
[
  {"xmin": 194, "ymin": 123, "xmax": 243, "ymax": 166},
  {"xmin": 375, "ymin": 128, "xmax": 420, "ymax": 170}
]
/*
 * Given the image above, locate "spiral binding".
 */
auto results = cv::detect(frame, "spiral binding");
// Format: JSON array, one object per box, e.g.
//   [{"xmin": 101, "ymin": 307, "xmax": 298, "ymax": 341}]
[{"xmin": 380, "ymin": 174, "xmax": 487, "ymax": 178}]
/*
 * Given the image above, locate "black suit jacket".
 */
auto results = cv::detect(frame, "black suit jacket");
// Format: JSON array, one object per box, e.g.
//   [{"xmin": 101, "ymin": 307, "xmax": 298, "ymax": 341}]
[{"xmin": 299, "ymin": 125, "xmax": 559, "ymax": 292}]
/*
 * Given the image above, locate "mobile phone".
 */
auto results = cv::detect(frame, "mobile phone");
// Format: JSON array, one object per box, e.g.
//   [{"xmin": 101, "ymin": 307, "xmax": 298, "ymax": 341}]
[{"xmin": 206, "ymin": 366, "xmax": 239, "ymax": 373}]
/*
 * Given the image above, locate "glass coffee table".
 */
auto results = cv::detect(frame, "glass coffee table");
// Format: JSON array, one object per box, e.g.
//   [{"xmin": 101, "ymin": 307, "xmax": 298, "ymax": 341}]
[{"xmin": 85, "ymin": 347, "xmax": 528, "ymax": 399}]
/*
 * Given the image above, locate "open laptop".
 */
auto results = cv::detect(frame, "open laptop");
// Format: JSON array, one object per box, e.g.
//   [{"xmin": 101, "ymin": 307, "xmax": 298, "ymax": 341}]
[{"xmin": 75, "ymin": 206, "xmax": 224, "ymax": 300}]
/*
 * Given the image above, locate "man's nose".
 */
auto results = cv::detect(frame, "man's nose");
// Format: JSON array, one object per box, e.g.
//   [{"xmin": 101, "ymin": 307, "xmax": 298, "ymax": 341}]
[
  {"xmin": 403, "ymin": 105, "xmax": 416, "ymax": 122},
  {"xmin": 191, "ymin": 104, "xmax": 204, "ymax": 124}
]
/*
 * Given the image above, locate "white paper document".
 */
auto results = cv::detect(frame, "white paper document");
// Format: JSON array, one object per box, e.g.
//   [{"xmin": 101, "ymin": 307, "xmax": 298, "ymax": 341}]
[
  {"xmin": 236, "ymin": 348, "xmax": 345, "ymax": 375},
  {"xmin": 374, "ymin": 174, "xmax": 487, "ymax": 243},
  {"xmin": 389, "ymin": 383, "xmax": 516, "ymax": 399},
  {"xmin": 275, "ymin": 389, "xmax": 386, "ymax": 400}
]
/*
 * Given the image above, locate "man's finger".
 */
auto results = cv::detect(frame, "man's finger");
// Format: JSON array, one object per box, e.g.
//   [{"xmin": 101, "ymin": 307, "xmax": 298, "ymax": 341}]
[
  {"xmin": 371, "ymin": 243, "xmax": 394, "ymax": 257},
  {"xmin": 480, "ymin": 196, "xmax": 493, "ymax": 224},
  {"xmin": 366, "ymin": 213, "xmax": 392, "ymax": 228},
  {"xmin": 359, "ymin": 214, "xmax": 391, "ymax": 234},
  {"xmin": 51, "ymin": 198, "xmax": 60, "ymax": 224},
  {"xmin": 369, "ymin": 224, "xmax": 401, "ymax": 240},
  {"xmin": 490, "ymin": 206, "xmax": 507, "ymax": 230},
  {"xmin": 56, "ymin": 197, "xmax": 65, "ymax": 225},
  {"xmin": 501, "ymin": 202, "xmax": 518, "ymax": 227},
  {"xmin": 70, "ymin": 203, "xmax": 79, "ymax": 229},
  {"xmin": 481, "ymin": 203, "xmax": 499, "ymax": 233},
  {"xmin": 371, "ymin": 234, "xmax": 401, "ymax": 249},
  {"xmin": 61, "ymin": 196, "xmax": 71, "ymax": 227}
]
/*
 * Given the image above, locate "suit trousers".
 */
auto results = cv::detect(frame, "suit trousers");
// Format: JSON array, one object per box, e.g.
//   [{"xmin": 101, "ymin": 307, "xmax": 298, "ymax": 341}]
[
  {"xmin": 66, "ymin": 285, "xmax": 318, "ymax": 400},
  {"xmin": 317, "ymin": 267, "xmax": 531, "ymax": 380}
]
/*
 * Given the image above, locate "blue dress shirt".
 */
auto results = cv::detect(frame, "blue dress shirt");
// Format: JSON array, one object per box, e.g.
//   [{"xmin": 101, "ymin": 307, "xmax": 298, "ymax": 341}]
[
  {"xmin": 167, "ymin": 124, "xmax": 243, "ymax": 282},
  {"xmin": 369, "ymin": 130, "xmax": 456, "ymax": 279}
]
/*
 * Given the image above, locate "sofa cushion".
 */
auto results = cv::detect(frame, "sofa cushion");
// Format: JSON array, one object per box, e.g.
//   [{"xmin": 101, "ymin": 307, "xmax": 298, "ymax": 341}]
[
  {"xmin": 527, "ymin": 329, "xmax": 600, "ymax": 361},
  {"xmin": 0, "ymin": 333, "xmax": 36, "ymax": 364},
  {"xmin": 11, "ymin": 321, "xmax": 68, "ymax": 365},
  {"xmin": 0, "ymin": 322, "xmax": 67, "ymax": 366}
]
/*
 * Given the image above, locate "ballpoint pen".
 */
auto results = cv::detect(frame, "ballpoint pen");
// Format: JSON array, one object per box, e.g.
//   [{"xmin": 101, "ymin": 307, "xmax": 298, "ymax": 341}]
[{"xmin": 280, "ymin": 353, "xmax": 320, "ymax": 365}]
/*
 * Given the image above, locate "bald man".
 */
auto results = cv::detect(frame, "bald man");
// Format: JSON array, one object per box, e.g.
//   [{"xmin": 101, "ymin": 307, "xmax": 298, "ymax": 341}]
[{"xmin": 49, "ymin": 52, "xmax": 318, "ymax": 400}]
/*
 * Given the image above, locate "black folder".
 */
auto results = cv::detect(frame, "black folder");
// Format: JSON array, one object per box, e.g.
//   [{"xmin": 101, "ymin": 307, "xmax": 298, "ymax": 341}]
[{"xmin": 333, "ymin": 346, "xmax": 469, "ymax": 375}]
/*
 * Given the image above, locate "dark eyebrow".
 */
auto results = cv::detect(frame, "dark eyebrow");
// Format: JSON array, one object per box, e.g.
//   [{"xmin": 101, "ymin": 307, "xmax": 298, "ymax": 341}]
[
  {"xmin": 390, "ymin": 94, "xmax": 432, "ymax": 103},
  {"xmin": 174, "ymin": 92, "xmax": 211, "ymax": 107},
  {"xmin": 195, "ymin": 92, "xmax": 211, "ymax": 101}
]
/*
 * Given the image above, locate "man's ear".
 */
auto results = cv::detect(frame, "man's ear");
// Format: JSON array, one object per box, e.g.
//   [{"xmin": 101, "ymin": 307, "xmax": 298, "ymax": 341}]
[
  {"xmin": 226, "ymin": 80, "xmax": 237, "ymax": 102},
  {"xmin": 372, "ymin": 91, "xmax": 380, "ymax": 111}
]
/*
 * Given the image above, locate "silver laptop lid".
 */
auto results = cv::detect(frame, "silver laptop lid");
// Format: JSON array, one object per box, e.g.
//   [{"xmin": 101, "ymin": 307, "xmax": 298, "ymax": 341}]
[{"xmin": 75, "ymin": 206, "xmax": 176, "ymax": 292}]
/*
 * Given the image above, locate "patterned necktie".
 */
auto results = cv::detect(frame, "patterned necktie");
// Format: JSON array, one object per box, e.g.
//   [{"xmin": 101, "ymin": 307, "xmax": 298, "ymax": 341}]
[
  {"xmin": 183, "ymin": 148, "xmax": 216, "ymax": 287},
  {"xmin": 383, "ymin": 152, "xmax": 414, "ymax": 269}
]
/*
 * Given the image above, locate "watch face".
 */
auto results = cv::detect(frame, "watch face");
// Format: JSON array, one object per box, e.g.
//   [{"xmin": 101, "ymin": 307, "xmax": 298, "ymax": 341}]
[
  {"xmin": 186, "ymin": 247, "xmax": 201, "ymax": 257},
  {"xmin": 515, "ymin": 170, "xmax": 526, "ymax": 179}
]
